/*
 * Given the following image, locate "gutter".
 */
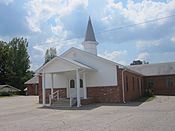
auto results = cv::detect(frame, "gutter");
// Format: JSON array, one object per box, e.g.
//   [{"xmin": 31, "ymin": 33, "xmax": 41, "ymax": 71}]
[{"xmin": 121, "ymin": 68, "xmax": 126, "ymax": 103}]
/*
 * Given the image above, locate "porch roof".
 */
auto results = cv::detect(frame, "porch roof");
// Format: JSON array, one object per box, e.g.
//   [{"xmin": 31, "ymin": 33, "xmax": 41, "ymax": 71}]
[{"xmin": 35, "ymin": 56, "xmax": 96, "ymax": 74}]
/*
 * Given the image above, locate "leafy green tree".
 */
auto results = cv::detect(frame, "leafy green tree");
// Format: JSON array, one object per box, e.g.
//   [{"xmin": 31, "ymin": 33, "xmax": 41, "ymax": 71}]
[
  {"xmin": 130, "ymin": 60, "xmax": 149, "ymax": 65},
  {"xmin": 0, "ymin": 41, "xmax": 10, "ymax": 84},
  {"xmin": 0, "ymin": 37, "xmax": 32, "ymax": 93},
  {"xmin": 7, "ymin": 37, "xmax": 31, "ymax": 91},
  {"xmin": 44, "ymin": 47, "xmax": 57, "ymax": 64}
]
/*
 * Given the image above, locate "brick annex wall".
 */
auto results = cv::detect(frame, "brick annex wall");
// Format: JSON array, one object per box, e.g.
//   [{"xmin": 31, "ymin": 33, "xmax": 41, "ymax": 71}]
[
  {"xmin": 26, "ymin": 84, "xmax": 38, "ymax": 95},
  {"xmin": 118, "ymin": 68, "xmax": 144, "ymax": 102},
  {"xmin": 144, "ymin": 75, "xmax": 175, "ymax": 95}
]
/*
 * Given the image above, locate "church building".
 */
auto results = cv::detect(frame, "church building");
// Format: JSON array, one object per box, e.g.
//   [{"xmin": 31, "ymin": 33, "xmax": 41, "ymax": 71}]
[{"xmin": 26, "ymin": 17, "xmax": 175, "ymax": 107}]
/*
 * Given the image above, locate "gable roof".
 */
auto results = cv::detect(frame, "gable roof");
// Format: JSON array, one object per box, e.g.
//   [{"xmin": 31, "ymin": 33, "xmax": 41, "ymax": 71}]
[
  {"xmin": 0, "ymin": 85, "xmax": 21, "ymax": 91},
  {"xmin": 128, "ymin": 62, "xmax": 175, "ymax": 76},
  {"xmin": 35, "ymin": 56, "xmax": 95, "ymax": 73},
  {"xmin": 25, "ymin": 76, "xmax": 38, "ymax": 84},
  {"xmin": 61, "ymin": 47, "xmax": 124, "ymax": 67}
]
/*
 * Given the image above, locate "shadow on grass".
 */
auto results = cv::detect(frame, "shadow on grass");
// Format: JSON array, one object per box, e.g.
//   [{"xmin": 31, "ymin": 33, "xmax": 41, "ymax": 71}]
[{"xmin": 38, "ymin": 96, "xmax": 156, "ymax": 110}]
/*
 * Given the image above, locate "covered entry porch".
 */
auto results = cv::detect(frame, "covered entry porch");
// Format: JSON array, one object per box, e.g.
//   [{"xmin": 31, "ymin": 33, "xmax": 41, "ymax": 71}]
[{"xmin": 37, "ymin": 57, "xmax": 95, "ymax": 107}]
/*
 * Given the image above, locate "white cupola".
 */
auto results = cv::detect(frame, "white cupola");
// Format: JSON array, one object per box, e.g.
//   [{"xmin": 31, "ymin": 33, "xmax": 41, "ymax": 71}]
[{"xmin": 82, "ymin": 17, "xmax": 98, "ymax": 55}]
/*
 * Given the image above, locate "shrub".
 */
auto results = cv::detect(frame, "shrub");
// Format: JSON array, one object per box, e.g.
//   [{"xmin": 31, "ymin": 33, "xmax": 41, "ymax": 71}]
[{"xmin": 0, "ymin": 92, "xmax": 13, "ymax": 96}]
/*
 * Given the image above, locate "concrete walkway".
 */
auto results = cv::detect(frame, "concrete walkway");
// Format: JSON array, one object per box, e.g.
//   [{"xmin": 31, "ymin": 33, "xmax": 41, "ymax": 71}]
[{"xmin": 0, "ymin": 96, "xmax": 175, "ymax": 131}]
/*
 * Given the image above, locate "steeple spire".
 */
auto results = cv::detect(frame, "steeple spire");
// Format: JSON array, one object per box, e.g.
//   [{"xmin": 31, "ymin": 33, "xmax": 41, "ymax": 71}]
[
  {"xmin": 85, "ymin": 16, "xmax": 96, "ymax": 41},
  {"xmin": 82, "ymin": 16, "xmax": 99, "ymax": 55}
]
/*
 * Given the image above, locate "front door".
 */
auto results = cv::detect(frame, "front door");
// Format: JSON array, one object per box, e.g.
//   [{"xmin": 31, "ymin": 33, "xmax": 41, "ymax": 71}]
[
  {"xmin": 69, "ymin": 79, "xmax": 84, "ymax": 98},
  {"xmin": 69, "ymin": 79, "xmax": 77, "ymax": 98}
]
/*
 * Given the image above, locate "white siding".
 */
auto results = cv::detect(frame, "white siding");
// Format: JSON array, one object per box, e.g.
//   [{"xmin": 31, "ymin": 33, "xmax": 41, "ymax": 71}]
[
  {"xmin": 63, "ymin": 50, "xmax": 118, "ymax": 87},
  {"xmin": 44, "ymin": 58, "xmax": 77, "ymax": 73},
  {"xmin": 45, "ymin": 73, "xmax": 68, "ymax": 89}
]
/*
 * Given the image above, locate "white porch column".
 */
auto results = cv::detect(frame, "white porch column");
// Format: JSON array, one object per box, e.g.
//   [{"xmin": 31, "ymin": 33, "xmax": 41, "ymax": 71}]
[
  {"xmin": 42, "ymin": 72, "xmax": 46, "ymax": 106},
  {"xmin": 83, "ymin": 72, "xmax": 87, "ymax": 99},
  {"xmin": 76, "ymin": 69, "xmax": 81, "ymax": 107},
  {"xmin": 51, "ymin": 73, "xmax": 54, "ymax": 99}
]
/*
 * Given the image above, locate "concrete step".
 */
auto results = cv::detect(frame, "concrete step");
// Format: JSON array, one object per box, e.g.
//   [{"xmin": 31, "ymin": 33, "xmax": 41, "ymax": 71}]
[{"xmin": 51, "ymin": 98, "xmax": 77, "ymax": 108}]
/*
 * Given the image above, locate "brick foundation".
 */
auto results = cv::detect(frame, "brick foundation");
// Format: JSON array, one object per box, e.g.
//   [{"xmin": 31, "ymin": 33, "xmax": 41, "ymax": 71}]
[{"xmin": 87, "ymin": 86, "xmax": 122, "ymax": 103}]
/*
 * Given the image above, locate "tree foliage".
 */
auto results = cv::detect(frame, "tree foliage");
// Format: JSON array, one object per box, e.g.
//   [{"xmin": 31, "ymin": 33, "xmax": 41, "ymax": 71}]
[
  {"xmin": 0, "ymin": 37, "xmax": 32, "ymax": 92},
  {"xmin": 130, "ymin": 60, "xmax": 149, "ymax": 65},
  {"xmin": 44, "ymin": 47, "xmax": 57, "ymax": 64}
]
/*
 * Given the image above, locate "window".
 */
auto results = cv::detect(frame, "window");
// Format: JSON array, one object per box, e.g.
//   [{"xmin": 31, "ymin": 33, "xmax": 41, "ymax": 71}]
[
  {"xmin": 125, "ymin": 76, "xmax": 128, "ymax": 92},
  {"xmin": 70, "ymin": 80, "xmax": 75, "ymax": 88},
  {"xmin": 132, "ymin": 77, "xmax": 135, "ymax": 91},
  {"xmin": 80, "ymin": 79, "xmax": 83, "ymax": 88},
  {"xmin": 147, "ymin": 79, "xmax": 154, "ymax": 89},
  {"xmin": 167, "ymin": 78, "xmax": 173, "ymax": 88}
]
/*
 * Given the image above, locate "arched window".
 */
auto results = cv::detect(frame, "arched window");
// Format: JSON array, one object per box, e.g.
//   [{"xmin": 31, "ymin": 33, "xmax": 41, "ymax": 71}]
[
  {"xmin": 80, "ymin": 79, "xmax": 83, "ymax": 88},
  {"xmin": 70, "ymin": 80, "xmax": 75, "ymax": 88}
]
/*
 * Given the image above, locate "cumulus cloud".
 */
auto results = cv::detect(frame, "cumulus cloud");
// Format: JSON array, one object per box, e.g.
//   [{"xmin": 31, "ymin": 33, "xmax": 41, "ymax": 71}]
[
  {"xmin": 25, "ymin": 0, "xmax": 88, "ymax": 32},
  {"xmin": 106, "ymin": 0, "xmax": 175, "ymax": 25},
  {"xmin": 136, "ymin": 52, "xmax": 149, "ymax": 61},
  {"xmin": 99, "ymin": 50, "xmax": 127, "ymax": 61}
]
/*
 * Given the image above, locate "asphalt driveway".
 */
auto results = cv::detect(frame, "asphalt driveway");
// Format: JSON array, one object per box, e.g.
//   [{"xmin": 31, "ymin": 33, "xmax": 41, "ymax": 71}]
[{"xmin": 0, "ymin": 95, "xmax": 175, "ymax": 131}]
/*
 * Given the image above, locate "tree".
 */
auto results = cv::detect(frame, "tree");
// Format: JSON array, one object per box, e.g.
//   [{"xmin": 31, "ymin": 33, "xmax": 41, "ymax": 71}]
[
  {"xmin": 8, "ymin": 38, "xmax": 31, "ymax": 91},
  {"xmin": 0, "ymin": 41, "xmax": 10, "ymax": 84},
  {"xmin": 0, "ymin": 37, "xmax": 32, "ymax": 93},
  {"xmin": 130, "ymin": 60, "xmax": 149, "ymax": 65},
  {"xmin": 44, "ymin": 47, "xmax": 57, "ymax": 64}
]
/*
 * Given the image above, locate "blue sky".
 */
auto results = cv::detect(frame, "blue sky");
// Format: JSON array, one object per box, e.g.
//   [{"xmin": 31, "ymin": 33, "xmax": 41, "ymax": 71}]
[{"xmin": 0, "ymin": 0, "xmax": 175, "ymax": 70}]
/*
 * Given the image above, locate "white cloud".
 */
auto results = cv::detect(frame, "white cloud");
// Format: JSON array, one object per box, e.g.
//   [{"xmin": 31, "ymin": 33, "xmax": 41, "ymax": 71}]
[
  {"xmin": 171, "ymin": 34, "xmax": 175, "ymax": 43},
  {"xmin": 105, "ymin": 0, "xmax": 175, "ymax": 26},
  {"xmin": 136, "ymin": 52, "xmax": 149, "ymax": 61},
  {"xmin": 136, "ymin": 40, "xmax": 160, "ymax": 49},
  {"xmin": 0, "ymin": 0, "xmax": 13, "ymax": 5},
  {"xmin": 99, "ymin": 50, "xmax": 127, "ymax": 61},
  {"xmin": 25, "ymin": 0, "xmax": 88, "ymax": 32}
]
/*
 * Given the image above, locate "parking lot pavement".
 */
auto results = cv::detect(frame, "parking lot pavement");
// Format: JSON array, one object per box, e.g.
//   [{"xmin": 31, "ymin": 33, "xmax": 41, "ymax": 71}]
[{"xmin": 0, "ymin": 95, "xmax": 175, "ymax": 131}]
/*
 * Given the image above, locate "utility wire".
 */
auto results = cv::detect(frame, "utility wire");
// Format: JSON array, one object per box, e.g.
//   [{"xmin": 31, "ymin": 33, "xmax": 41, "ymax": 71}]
[{"xmin": 33, "ymin": 14, "xmax": 175, "ymax": 46}]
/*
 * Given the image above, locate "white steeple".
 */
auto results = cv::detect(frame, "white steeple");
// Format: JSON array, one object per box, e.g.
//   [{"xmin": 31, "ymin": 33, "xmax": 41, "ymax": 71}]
[{"xmin": 82, "ymin": 17, "xmax": 98, "ymax": 55}]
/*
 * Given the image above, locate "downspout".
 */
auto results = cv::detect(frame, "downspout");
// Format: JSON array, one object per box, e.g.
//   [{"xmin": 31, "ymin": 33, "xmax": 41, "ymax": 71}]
[{"xmin": 121, "ymin": 69, "xmax": 126, "ymax": 103}]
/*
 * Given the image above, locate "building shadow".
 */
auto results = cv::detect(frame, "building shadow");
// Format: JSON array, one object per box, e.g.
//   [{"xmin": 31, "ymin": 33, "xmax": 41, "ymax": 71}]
[
  {"xmin": 38, "ymin": 104, "xmax": 101, "ymax": 110},
  {"xmin": 37, "ymin": 96, "xmax": 154, "ymax": 110}
]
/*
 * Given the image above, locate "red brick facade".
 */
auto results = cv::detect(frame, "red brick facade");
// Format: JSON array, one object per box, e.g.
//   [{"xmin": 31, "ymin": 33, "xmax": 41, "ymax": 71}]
[
  {"xmin": 85, "ymin": 66, "xmax": 143, "ymax": 103},
  {"xmin": 118, "ymin": 68, "xmax": 143, "ymax": 102},
  {"xmin": 144, "ymin": 75, "xmax": 175, "ymax": 95},
  {"xmin": 87, "ymin": 86, "xmax": 122, "ymax": 103},
  {"xmin": 26, "ymin": 84, "xmax": 38, "ymax": 95}
]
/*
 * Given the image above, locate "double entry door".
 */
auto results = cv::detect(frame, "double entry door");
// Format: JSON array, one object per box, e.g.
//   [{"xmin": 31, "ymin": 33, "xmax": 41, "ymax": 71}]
[{"xmin": 68, "ymin": 78, "xmax": 84, "ymax": 98}]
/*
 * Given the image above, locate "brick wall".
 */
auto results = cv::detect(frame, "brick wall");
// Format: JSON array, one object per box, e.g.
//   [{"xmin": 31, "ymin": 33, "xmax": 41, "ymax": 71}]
[
  {"xmin": 144, "ymin": 75, "xmax": 175, "ymax": 95},
  {"xmin": 26, "ymin": 84, "xmax": 38, "ymax": 95},
  {"xmin": 38, "ymin": 74, "xmax": 42, "ymax": 103},
  {"xmin": 118, "ymin": 68, "xmax": 144, "ymax": 102},
  {"xmin": 87, "ymin": 86, "xmax": 122, "ymax": 103}
]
